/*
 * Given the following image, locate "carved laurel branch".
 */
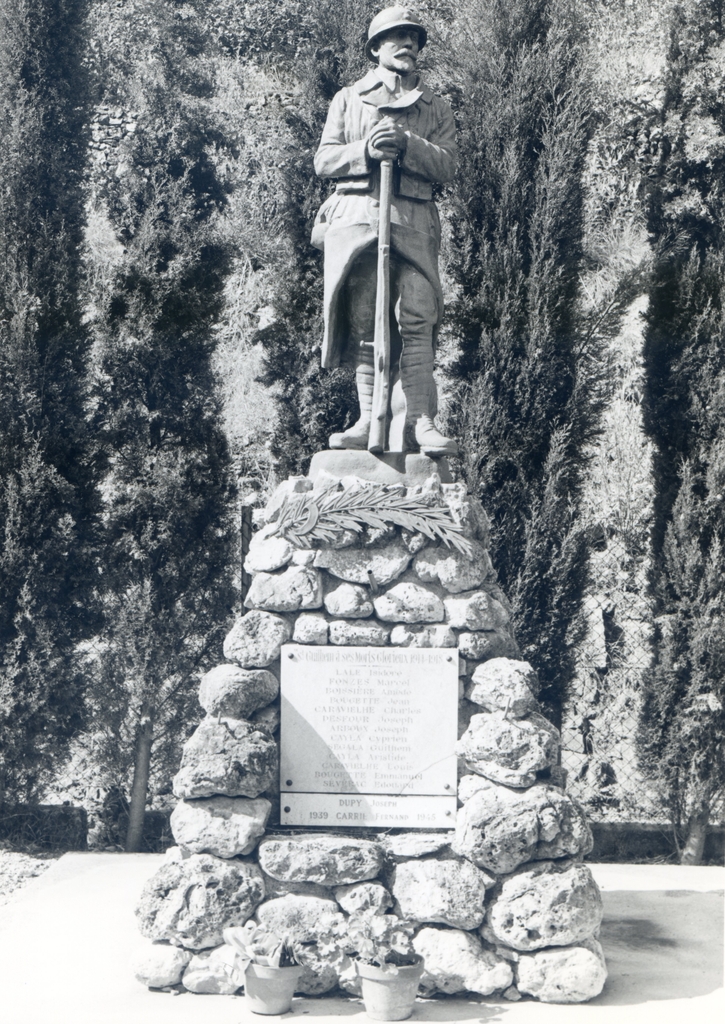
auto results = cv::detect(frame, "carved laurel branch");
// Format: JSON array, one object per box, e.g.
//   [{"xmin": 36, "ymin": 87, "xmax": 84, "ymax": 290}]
[{"xmin": 270, "ymin": 485, "xmax": 473, "ymax": 557}]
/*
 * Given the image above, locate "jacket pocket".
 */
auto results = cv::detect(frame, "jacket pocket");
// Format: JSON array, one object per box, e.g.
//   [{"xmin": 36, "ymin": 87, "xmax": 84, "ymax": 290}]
[{"xmin": 398, "ymin": 174, "xmax": 432, "ymax": 201}]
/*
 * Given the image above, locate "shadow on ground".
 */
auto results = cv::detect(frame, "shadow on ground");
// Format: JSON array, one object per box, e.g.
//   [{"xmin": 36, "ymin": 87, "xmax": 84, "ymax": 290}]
[{"xmin": 593, "ymin": 890, "xmax": 724, "ymax": 1004}]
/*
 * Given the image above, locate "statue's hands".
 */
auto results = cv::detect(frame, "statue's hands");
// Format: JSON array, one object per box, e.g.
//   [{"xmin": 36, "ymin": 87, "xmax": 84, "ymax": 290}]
[{"xmin": 366, "ymin": 117, "xmax": 408, "ymax": 162}]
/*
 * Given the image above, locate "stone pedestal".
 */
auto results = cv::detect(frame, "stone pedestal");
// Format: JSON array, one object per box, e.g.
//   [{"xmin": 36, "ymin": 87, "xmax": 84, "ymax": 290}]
[
  {"xmin": 133, "ymin": 456, "xmax": 607, "ymax": 1003},
  {"xmin": 309, "ymin": 450, "xmax": 453, "ymax": 486}
]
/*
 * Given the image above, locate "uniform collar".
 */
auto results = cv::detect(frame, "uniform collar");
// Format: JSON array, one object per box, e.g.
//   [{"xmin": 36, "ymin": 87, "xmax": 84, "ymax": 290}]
[{"xmin": 355, "ymin": 68, "xmax": 433, "ymax": 107}]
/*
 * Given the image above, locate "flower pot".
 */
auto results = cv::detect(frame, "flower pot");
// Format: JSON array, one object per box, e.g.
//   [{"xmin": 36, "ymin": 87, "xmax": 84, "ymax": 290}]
[
  {"xmin": 244, "ymin": 961, "xmax": 303, "ymax": 1015},
  {"xmin": 355, "ymin": 957, "xmax": 425, "ymax": 1021}
]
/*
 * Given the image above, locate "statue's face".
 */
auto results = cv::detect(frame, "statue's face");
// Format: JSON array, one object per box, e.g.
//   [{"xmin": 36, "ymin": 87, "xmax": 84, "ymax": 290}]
[{"xmin": 371, "ymin": 27, "xmax": 420, "ymax": 76}]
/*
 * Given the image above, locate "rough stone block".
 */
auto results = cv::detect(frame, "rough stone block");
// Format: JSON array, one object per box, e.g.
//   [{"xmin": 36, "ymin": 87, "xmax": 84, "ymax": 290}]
[
  {"xmin": 456, "ymin": 711, "xmax": 560, "ymax": 788},
  {"xmin": 405, "ymin": 474, "xmax": 443, "ymax": 500},
  {"xmin": 291, "ymin": 548, "xmax": 317, "ymax": 566},
  {"xmin": 413, "ymin": 540, "xmax": 493, "ymax": 593},
  {"xmin": 382, "ymin": 832, "xmax": 453, "ymax": 859},
  {"xmin": 440, "ymin": 484, "xmax": 491, "ymax": 545},
  {"xmin": 293, "ymin": 612, "xmax": 329, "ymax": 644},
  {"xmin": 328, "ymin": 527, "xmax": 359, "ymax": 549},
  {"xmin": 457, "ymin": 630, "xmax": 520, "ymax": 662},
  {"xmin": 314, "ymin": 540, "xmax": 412, "ymax": 585},
  {"xmin": 413, "ymin": 927, "xmax": 513, "ymax": 996},
  {"xmin": 373, "ymin": 581, "xmax": 445, "ymax": 623},
  {"xmin": 198, "ymin": 665, "xmax": 278, "ymax": 719},
  {"xmin": 486, "ymin": 860, "xmax": 604, "ymax": 951},
  {"xmin": 244, "ymin": 524, "xmax": 294, "ymax": 573},
  {"xmin": 135, "ymin": 852, "xmax": 265, "ymax": 950},
  {"xmin": 328, "ymin": 618, "xmax": 391, "ymax": 646},
  {"xmin": 515, "ymin": 937, "xmax": 608, "ymax": 1003},
  {"xmin": 400, "ymin": 529, "xmax": 428, "ymax": 554},
  {"xmin": 391, "ymin": 857, "xmax": 494, "ymax": 930},
  {"xmin": 255, "ymin": 893, "xmax": 339, "ymax": 938},
  {"xmin": 245, "ymin": 566, "xmax": 323, "ymax": 612},
  {"xmin": 173, "ymin": 718, "xmax": 277, "ymax": 800},
  {"xmin": 334, "ymin": 881, "xmax": 392, "ymax": 916},
  {"xmin": 458, "ymin": 773, "xmax": 494, "ymax": 803},
  {"xmin": 258, "ymin": 870, "xmax": 334, "ymax": 901},
  {"xmin": 323, "ymin": 582, "xmax": 374, "ymax": 618},
  {"xmin": 390, "ymin": 623, "xmax": 456, "ymax": 647},
  {"xmin": 465, "ymin": 658, "xmax": 540, "ymax": 716},
  {"xmin": 452, "ymin": 780, "xmax": 593, "ymax": 874},
  {"xmin": 131, "ymin": 942, "xmax": 192, "ymax": 988},
  {"xmin": 258, "ymin": 836, "xmax": 384, "ymax": 886},
  {"xmin": 361, "ymin": 523, "xmax": 397, "ymax": 546},
  {"xmin": 223, "ymin": 611, "xmax": 293, "ymax": 668},
  {"xmin": 444, "ymin": 590, "xmax": 510, "ymax": 631},
  {"xmin": 170, "ymin": 796, "xmax": 271, "ymax": 858}
]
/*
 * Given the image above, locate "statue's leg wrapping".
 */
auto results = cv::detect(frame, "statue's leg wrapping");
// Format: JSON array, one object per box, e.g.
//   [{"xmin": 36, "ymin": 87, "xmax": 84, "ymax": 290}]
[
  {"xmin": 329, "ymin": 251, "xmax": 377, "ymax": 450},
  {"xmin": 394, "ymin": 261, "xmax": 458, "ymax": 456}
]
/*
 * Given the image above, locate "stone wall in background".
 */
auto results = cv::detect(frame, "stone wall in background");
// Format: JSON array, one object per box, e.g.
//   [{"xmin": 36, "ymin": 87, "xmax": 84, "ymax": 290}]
[{"xmin": 132, "ymin": 462, "xmax": 607, "ymax": 1004}]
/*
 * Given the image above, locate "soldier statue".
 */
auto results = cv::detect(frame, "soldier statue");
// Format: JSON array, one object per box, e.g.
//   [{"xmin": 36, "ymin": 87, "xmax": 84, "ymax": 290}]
[{"xmin": 312, "ymin": 6, "xmax": 458, "ymax": 457}]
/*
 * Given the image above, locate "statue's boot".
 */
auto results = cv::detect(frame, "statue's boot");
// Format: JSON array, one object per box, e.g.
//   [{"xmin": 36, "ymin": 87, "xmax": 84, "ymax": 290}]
[
  {"xmin": 329, "ymin": 361, "xmax": 374, "ymax": 450},
  {"xmin": 401, "ymin": 341, "xmax": 459, "ymax": 457},
  {"xmin": 414, "ymin": 414, "xmax": 459, "ymax": 457}
]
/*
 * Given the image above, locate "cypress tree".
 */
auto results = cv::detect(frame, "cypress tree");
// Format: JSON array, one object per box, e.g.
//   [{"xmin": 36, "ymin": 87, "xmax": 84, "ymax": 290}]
[
  {"xmin": 0, "ymin": 0, "xmax": 94, "ymax": 807},
  {"xmin": 442, "ymin": 0, "xmax": 609, "ymax": 725},
  {"xmin": 88, "ymin": 0, "xmax": 237, "ymax": 851},
  {"xmin": 639, "ymin": 0, "xmax": 725, "ymax": 862},
  {"xmin": 241, "ymin": 0, "xmax": 378, "ymax": 477}
]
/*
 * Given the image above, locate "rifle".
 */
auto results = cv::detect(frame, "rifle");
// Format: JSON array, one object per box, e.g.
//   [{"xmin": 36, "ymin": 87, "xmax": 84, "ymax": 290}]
[{"xmin": 368, "ymin": 157, "xmax": 393, "ymax": 453}]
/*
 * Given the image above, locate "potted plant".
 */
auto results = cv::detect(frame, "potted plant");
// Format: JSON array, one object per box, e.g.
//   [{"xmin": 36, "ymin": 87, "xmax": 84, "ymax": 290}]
[
  {"xmin": 223, "ymin": 921, "xmax": 303, "ymax": 1015},
  {"xmin": 345, "ymin": 915, "xmax": 424, "ymax": 1021},
  {"xmin": 314, "ymin": 910, "xmax": 424, "ymax": 1020}
]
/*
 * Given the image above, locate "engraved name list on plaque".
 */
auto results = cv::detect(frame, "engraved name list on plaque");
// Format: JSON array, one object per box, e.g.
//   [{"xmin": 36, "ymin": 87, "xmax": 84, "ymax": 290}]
[{"xmin": 280, "ymin": 645, "xmax": 458, "ymax": 828}]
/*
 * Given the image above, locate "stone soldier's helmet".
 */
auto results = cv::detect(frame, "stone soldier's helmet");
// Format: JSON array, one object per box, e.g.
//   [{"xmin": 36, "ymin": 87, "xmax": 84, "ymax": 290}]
[{"xmin": 365, "ymin": 6, "xmax": 428, "ymax": 62}]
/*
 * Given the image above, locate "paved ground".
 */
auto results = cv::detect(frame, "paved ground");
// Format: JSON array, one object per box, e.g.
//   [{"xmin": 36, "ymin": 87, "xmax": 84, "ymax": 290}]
[{"xmin": 0, "ymin": 854, "xmax": 722, "ymax": 1024}]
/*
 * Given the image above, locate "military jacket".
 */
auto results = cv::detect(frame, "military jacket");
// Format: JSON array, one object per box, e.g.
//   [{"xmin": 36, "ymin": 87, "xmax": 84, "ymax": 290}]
[
  {"xmin": 314, "ymin": 68, "xmax": 457, "ymax": 202},
  {"xmin": 313, "ymin": 70, "xmax": 457, "ymax": 370}
]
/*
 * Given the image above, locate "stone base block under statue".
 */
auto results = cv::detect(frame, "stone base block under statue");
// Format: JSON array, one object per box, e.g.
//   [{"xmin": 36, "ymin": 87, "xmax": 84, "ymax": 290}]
[{"xmin": 309, "ymin": 450, "xmax": 453, "ymax": 487}]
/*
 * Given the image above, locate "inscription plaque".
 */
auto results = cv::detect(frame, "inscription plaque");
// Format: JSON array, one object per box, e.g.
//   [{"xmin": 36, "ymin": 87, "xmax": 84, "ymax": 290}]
[{"xmin": 280, "ymin": 645, "xmax": 458, "ymax": 827}]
